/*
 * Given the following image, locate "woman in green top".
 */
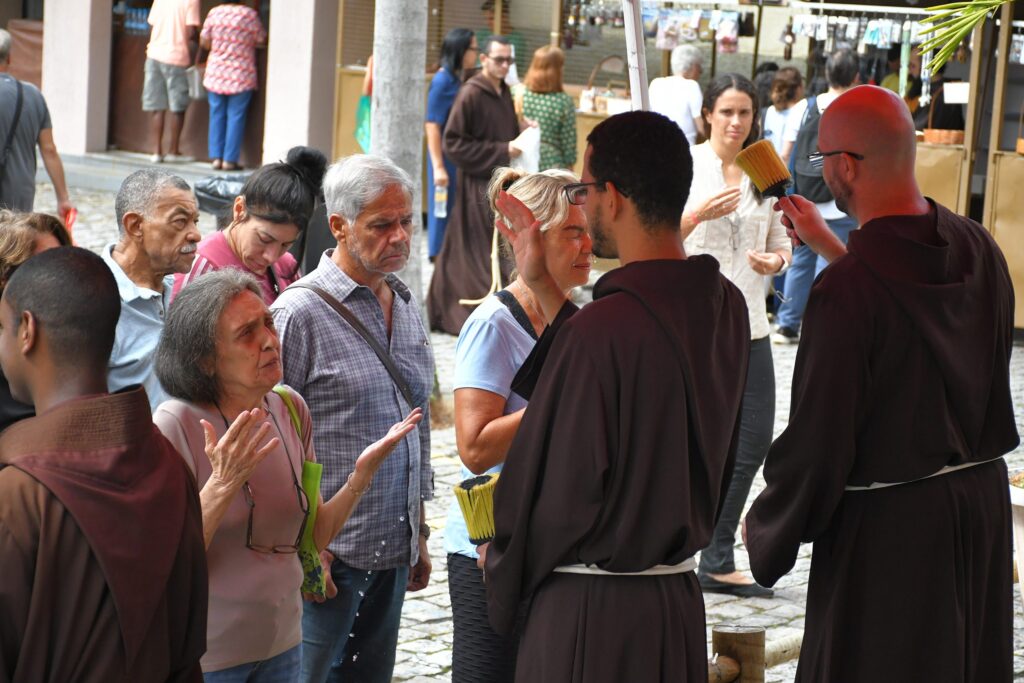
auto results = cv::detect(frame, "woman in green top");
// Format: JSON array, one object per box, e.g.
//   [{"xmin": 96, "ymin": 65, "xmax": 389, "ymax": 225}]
[{"xmin": 515, "ymin": 46, "xmax": 577, "ymax": 171}]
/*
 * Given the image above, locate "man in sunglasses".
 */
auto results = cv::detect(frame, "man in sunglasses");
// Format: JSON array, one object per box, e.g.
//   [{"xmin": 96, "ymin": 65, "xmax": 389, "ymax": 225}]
[
  {"xmin": 746, "ymin": 85, "xmax": 1017, "ymax": 681},
  {"xmin": 0, "ymin": 247, "xmax": 207, "ymax": 680},
  {"xmin": 428, "ymin": 35, "xmax": 532, "ymax": 336},
  {"xmin": 481, "ymin": 111, "xmax": 750, "ymax": 680}
]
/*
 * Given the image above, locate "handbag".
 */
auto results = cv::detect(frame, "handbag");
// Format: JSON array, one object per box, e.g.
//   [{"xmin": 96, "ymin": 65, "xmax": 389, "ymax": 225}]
[
  {"xmin": 355, "ymin": 94, "xmax": 372, "ymax": 153},
  {"xmin": 271, "ymin": 386, "xmax": 328, "ymax": 598},
  {"xmin": 922, "ymin": 86, "xmax": 965, "ymax": 145},
  {"xmin": 186, "ymin": 65, "xmax": 205, "ymax": 100}
]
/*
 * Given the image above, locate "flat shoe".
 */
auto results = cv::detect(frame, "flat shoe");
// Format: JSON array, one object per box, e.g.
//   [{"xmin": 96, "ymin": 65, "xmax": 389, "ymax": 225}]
[{"xmin": 698, "ymin": 574, "xmax": 774, "ymax": 598}]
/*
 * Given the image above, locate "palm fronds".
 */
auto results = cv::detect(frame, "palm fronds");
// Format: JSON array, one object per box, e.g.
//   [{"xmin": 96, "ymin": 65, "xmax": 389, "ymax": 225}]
[{"xmin": 918, "ymin": 0, "xmax": 1012, "ymax": 72}]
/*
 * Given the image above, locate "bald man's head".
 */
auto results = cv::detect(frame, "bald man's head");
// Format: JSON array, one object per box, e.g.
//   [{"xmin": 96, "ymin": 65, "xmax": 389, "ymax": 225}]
[
  {"xmin": 820, "ymin": 85, "xmax": 917, "ymax": 170},
  {"xmin": 818, "ymin": 85, "xmax": 920, "ymax": 217}
]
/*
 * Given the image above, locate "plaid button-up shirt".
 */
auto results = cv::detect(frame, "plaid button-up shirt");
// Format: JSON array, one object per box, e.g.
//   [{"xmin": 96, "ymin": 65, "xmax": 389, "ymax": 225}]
[{"xmin": 271, "ymin": 251, "xmax": 434, "ymax": 569}]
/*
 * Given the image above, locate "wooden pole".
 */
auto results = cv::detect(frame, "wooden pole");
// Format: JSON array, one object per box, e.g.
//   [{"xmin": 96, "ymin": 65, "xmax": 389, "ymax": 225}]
[
  {"xmin": 712, "ymin": 625, "xmax": 766, "ymax": 683},
  {"xmin": 751, "ymin": 1, "xmax": 764, "ymax": 79},
  {"xmin": 550, "ymin": 0, "xmax": 562, "ymax": 47},
  {"xmin": 493, "ymin": 0, "xmax": 503, "ymax": 36},
  {"xmin": 959, "ymin": 21, "xmax": 985, "ymax": 216},
  {"xmin": 983, "ymin": 5, "xmax": 1012, "ymax": 225},
  {"xmin": 708, "ymin": 655, "xmax": 742, "ymax": 683},
  {"xmin": 764, "ymin": 633, "xmax": 803, "ymax": 669}
]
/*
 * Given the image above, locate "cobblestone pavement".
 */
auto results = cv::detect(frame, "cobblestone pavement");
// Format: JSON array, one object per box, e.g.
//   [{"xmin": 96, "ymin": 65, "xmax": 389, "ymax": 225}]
[{"xmin": 36, "ymin": 181, "xmax": 1024, "ymax": 682}]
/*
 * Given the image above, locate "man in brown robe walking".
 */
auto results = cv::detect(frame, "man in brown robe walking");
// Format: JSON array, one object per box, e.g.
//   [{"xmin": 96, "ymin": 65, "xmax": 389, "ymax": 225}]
[
  {"xmin": 746, "ymin": 85, "xmax": 1018, "ymax": 681},
  {"xmin": 0, "ymin": 247, "xmax": 208, "ymax": 682},
  {"xmin": 482, "ymin": 111, "xmax": 750, "ymax": 682},
  {"xmin": 427, "ymin": 34, "xmax": 524, "ymax": 335}
]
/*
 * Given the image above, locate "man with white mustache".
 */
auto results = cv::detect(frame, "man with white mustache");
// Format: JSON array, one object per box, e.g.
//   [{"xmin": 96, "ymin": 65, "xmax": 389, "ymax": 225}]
[{"xmin": 102, "ymin": 168, "xmax": 201, "ymax": 410}]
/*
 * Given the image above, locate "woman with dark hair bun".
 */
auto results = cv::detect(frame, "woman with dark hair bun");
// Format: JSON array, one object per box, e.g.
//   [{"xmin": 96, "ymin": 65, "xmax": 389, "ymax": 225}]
[
  {"xmin": 425, "ymin": 28, "xmax": 478, "ymax": 260},
  {"xmin": 173, "ymin": 146, "xmax": 327, "ymax": 305},
  {"xmin": 680, "ymin": 73, "xmax": 791, "ymax": 599}
]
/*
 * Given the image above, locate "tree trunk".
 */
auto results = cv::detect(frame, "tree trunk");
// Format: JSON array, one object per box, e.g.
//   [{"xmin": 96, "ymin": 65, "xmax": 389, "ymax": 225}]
[{"xmin": 372, "ymin": 0, "xmax": 428, "ymax": 308}]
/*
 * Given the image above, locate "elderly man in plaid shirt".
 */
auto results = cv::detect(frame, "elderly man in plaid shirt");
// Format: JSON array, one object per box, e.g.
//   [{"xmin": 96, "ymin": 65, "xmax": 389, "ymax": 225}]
[{"xmin": 271, "ymin": 154, "xmax": 435, "ymax": 683}]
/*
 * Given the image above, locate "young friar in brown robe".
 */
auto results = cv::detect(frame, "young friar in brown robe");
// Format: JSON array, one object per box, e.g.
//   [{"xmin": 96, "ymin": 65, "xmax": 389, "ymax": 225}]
[
  {"xmin": 427, "ymin": 36, "xmax": 521, "ymax": 335},
  {"xmin": 479, "ymin": 111, "xmax": 751, "ymax": 682},
  {"xmin": 0, "ymin": 247, "xmax": 208, "ymax": 683},
  {"xmin": 746, "ymin": 86, "xmax": 1019, "ymax": 682}
]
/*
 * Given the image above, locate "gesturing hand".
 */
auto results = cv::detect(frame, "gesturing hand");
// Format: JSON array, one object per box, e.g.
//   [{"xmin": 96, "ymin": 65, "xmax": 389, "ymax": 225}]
[
  {"xmin": 200, "ymin": 408, "xmax": 279, "ymax": 492},
  {"xmin": 746, "ymin": 250, "xmax": 785, "ymax": 276},
  {"xmin": 494, "ymin": 190, "xmax": 551, "ymax": 292},
  {"xmin": 351, "ymin": 408, "xmax": 424, "ymax": 486},
  {"xmin": 695, "ymin": 187, "xmax": 742, "ymax": 222}
]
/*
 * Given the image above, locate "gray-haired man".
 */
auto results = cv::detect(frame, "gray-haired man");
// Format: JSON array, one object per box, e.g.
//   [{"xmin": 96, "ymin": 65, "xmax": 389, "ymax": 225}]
[
  {"xmin": 102, "ymin": 169, "xmax": 200, "ymax": 410},
  {"xmin": 271, "ymin": 154, "xmax": 434, "ymax": 683}
]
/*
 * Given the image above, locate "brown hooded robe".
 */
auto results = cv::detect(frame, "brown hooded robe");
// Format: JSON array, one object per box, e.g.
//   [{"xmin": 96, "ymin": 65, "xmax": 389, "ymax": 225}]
[
  {"xmin": 0, "ymin": 387, "xmax": 208, "ymax": 682},
  {"xmin": 746, "ymin": 201, "xmax": 1019, "ymax": 682}
]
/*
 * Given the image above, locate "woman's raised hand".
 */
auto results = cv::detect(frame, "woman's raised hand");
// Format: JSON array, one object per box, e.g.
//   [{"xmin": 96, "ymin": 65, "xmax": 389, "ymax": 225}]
[
  {"xmin": 351, "ymin": 408, "xmax": 424, "ymax": 487},
  {"xmin": 494, "ymin": 190, "xmax": 550, "ymax": 290},
  {"xmin": 695, "ymin": 186, "xmax": 742, "ymax": 222},
  {"xmin": 201, "ymin": 409, "xmax": 279, "ymax": 492}
]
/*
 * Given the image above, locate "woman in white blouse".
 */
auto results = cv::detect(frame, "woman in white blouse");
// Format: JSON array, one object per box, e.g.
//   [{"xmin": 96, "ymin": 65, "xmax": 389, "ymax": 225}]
[{"xmin": 680, "ymin": 73, "xmax": 792, "ymax": 598}]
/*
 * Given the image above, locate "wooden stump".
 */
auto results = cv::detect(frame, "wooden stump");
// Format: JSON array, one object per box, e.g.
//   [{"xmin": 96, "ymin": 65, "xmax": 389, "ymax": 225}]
[{"xmin": 712, "ymin": 625, "xmax": 766, "ymax": 683}]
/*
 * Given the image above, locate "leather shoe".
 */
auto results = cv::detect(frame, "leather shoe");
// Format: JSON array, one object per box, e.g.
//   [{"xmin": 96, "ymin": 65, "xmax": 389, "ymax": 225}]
[{"xmin": 698, "ymin": 573, "xmax": 774, "ymax": 598}]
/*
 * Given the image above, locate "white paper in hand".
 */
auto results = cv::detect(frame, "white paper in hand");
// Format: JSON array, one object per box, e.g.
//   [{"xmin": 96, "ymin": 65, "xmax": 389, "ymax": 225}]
[{"xmin": 510, "ymin": 126, "xmax": 541, "ymax": 173}]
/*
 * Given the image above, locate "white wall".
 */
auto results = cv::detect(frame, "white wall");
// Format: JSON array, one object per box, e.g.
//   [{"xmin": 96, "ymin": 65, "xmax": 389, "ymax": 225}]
[
  {"xmin": 263, "ymin": 0, "xmax": 339, "ymax": 162},
  {"xmin": 42, "ymin": 0, "xmax": 111, "ymax": 154}
]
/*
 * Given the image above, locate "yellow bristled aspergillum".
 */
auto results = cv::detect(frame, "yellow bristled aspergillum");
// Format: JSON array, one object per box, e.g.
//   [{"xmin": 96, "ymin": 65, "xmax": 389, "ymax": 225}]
[
  {"xmin": 453, "ymin": 473, "xmax": 500, "ymax": 545},
  {"xmin": 735, "ymin": 139, "xmax": 792, "ymax": 199}
]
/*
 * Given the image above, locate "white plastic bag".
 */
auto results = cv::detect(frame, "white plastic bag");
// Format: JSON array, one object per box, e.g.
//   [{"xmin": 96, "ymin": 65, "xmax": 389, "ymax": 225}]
[{"xmin": 510, "ymin": 126, "xmax": 540, "ymax": 173}]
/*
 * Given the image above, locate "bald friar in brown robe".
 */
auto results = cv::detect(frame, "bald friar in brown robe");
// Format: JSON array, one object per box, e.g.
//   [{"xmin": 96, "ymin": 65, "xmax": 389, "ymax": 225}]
[{"xmin": 427, "ymin": 71, "xmax": 519, "ymax": 335}]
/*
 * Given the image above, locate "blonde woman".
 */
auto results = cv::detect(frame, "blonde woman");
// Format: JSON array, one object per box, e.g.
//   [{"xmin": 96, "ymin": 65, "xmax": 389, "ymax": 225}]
[
  {"xmin": 444, "ymin": 166, "xmax": 592, "ymax": 682},
  {"xmin": 514, "ymin": 46, "xmax": 576, "ymax": 171}
]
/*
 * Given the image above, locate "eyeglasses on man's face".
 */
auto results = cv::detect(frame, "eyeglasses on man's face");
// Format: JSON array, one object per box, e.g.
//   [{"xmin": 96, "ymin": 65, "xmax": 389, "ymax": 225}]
[
  {"xmin": 485, "ymin": 55, "xmax": 515, "ymax": 65},
  {"xmin": 807, "ymin": 150, "xmax": 865, "ymax": 170},
  {"xmin": 563, "ymin": 182, "xmax": 603, "ymax": 206}
]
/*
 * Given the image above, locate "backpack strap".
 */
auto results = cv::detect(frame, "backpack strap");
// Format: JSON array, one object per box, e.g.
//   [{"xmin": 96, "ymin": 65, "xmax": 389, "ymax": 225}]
[{"xmin": 0, "ymin": 79, "xmax": 24, "ymax": 187}]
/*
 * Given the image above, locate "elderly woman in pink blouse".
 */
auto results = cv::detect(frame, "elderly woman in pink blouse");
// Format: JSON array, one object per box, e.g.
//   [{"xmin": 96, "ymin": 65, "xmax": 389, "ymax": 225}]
[{"xmin": 200, "ymin": 1, "xmax": 267, "ymax": 170}]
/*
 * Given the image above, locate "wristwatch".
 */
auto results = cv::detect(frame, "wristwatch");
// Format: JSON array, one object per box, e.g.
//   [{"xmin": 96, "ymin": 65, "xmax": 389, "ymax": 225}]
[{"xmin": 418, "ymin": 522, "xmax": 431, "ymax": 540}]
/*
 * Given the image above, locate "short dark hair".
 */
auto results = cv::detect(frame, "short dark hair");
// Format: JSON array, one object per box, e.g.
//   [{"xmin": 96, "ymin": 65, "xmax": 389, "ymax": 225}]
[
  {"xmin": 586, "ymin": 111, "xmax": 692, "ymax": 230},
  {"xmin": 115, "ymin": 169, "xmax": 192, "ymax": 234},
  {"xmin": 156, "ymin": 269, "xmax": 262, "ymax": 405},
  {"xmin": 827, "ymin": 48, "xmax": 859, "ymax": 89},
  {"xmin": 481, "ymin": 34, "xmax": 510, "ymax": 56},
  {"xmin": 704, "ymin": 73, "xmax": 761, "ymax": 148},
  {"xmin": 3, "ymin": 247, "xmax": 120, "ymax": 369},
  {"xmin": 439, "ymin": 28, "xmax": 475, "ymax": 78}
]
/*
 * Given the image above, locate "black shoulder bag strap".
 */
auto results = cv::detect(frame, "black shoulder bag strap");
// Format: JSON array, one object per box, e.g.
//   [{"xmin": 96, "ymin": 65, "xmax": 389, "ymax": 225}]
[
  {"xmin": 0, "ymin": 79, "xmax": 25, "ymax": 188},
  {"xmin": 289, "ymin": 283, "xmax": 417, "ymax": 408}
]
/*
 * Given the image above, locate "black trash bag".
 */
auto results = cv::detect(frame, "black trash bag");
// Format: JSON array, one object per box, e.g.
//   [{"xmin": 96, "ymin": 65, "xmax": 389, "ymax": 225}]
[{"xmin": 194, "ymin": 173, "xmax": 250, "ymax": 230}]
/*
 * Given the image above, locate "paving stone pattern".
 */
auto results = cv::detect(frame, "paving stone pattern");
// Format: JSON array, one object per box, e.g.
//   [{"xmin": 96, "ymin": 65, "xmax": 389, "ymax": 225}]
[{"xmin": 36, "ymin": 182, "xmax": 1024, "ymax": 682}]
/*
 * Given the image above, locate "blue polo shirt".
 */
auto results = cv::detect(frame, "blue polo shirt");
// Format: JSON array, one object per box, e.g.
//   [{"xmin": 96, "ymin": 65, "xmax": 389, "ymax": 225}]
[{"xmin": 101, "ymin": 243, "xmax": 173, "ymax": 411}]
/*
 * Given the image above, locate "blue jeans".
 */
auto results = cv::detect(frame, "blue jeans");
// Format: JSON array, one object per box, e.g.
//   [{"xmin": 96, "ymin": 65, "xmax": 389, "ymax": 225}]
[
  {"xmin": 300, "ymin": 559, "xmax": 409, "ymax": 683},
  {"xmin": 203, "ymin": 644, "xmax": 301, "ymax": 683},
  {"xmin": 775, "ymin": 213, "xmax": 858, "ymax": 333},
  {"xmin": 208, "ymin": 90, "xmax": 254, "ymax": 163}
]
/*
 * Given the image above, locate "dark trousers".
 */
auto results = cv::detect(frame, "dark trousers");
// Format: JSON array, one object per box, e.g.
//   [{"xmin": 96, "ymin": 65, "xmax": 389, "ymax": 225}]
[
  {"xmin": 699, "ymin": 337, "xmax": 775, "ymax": 575},
  {"xmin": 447, "ymin": 553, "xmax": 518, "ymax": 683},
  {"xmin": 300, "ymin": 558, "xmax": 409, "ymax": 683}
]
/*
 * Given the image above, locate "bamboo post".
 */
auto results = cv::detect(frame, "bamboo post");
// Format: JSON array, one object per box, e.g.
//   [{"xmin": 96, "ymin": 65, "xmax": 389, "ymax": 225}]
[
  {"xmin": 712, "ymin": 625, "xmax": 766, "ymax": 683},
  {"xmin": 621, "ymin": 0, "xmax": 650, "ymax": 110},
  {"xmin": 982, "ymin": 3, "xmax": 1012, "ymax": 225},
  {"xmin": 550, "ymin": 0, "xmax": 562, "ymax": 47},
  {"xmin": 959, "ymin": 20, "xmax": 985, "ymax": 216},
  {"xmin": 493, "ymin": 0, "xmax": 503, "ymax": 36}
]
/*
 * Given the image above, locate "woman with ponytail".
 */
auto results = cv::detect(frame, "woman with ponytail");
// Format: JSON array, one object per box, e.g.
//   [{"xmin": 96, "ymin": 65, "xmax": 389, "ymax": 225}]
[
  {"xmin": 173, "ymin": 146, "xmax": 328, "ymax": 305},
  {"xmin": 443, "ymin": 166, "xmax": 593, "ymax": 682}
]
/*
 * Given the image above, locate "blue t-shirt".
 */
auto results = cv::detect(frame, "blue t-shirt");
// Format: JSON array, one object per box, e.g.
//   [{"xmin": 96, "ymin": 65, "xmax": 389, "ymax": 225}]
[
  {"xmin": 444, "ymin": 294, "xmax": 536, "ymax": 558},
  {"xmin": 426, "ymin": 67, "xmax": 461, "ymax": 128}
]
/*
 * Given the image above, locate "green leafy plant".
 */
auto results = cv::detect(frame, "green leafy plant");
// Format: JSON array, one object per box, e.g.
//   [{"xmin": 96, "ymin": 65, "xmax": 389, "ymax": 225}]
[{"xmin": 919, "ymin": 0, "xmax": 1012, "ymax": 71}]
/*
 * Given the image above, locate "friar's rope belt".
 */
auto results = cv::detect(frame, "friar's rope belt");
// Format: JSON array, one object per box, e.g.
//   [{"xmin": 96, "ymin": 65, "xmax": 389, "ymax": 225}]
[
  {"xmin": 552, "ymin": 557, "xmax": 697, "ymax": 576},
  {"xmin": 844, "ymin": 456, "xmax": 1004, "ymax": 492}
]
